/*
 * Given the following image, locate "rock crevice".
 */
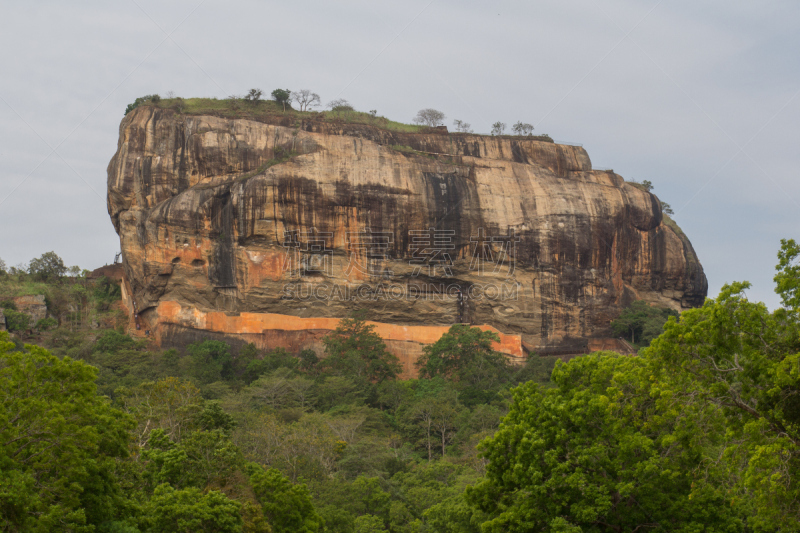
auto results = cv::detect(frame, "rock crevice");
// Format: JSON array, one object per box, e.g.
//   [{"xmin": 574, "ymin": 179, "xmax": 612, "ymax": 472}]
[{"xmin": 108, "ymin": 106, "xmax": 707, "ymax": 352}]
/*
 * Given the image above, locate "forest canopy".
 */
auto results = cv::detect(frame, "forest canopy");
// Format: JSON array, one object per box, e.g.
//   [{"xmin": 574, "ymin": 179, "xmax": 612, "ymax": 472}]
[{"xmin": 0, "ymin": 239, "xmax": 798, "ymax": 531}]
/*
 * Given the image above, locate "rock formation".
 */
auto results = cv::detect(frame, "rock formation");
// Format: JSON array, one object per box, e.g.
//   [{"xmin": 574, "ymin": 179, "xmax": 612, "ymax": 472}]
[{"xmin": 107, "ymin": 106, "xmax": 706, "ymax": 372}]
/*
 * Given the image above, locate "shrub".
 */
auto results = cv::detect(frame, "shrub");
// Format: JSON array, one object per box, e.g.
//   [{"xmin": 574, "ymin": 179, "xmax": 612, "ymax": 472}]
[
  {"xmin": 94, "ymin": 275, "xmax": 122, "ymax": 311},
  {"xmin": 245, "ymin": 88, "xmax": 263, "ymax": 103},
  {"xmin": 125, "ymin": 94, "xmax": 160, "ymax": 115},
  {"xmin": 4, "ymin": 309, "xmax": 30, "ymax": 332},
  {"xmin": 35, "ymin": 317, "xmax": 58, "ymax": 331}
]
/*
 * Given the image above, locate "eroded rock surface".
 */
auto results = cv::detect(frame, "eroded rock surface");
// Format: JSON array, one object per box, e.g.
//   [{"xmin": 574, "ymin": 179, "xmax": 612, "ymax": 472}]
[{"xmin": 108, "ymin": 106, "xmax": 706, "ymax": 353}]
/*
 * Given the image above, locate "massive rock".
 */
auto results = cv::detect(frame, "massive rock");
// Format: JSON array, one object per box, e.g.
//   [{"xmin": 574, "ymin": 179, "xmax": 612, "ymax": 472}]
[{"xmin": 107, "ymin": 106, "xmax": 706, "ymax": 367}]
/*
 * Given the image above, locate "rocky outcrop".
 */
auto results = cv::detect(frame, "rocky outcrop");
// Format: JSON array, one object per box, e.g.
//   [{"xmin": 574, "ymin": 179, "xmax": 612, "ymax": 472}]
[
  {"xmin": 108, "ymin": 106, "xmax": 707, "ymax": 359},
  {"xmin": 13, "ymin": 295, "xmax": 47, "ymax": 325}
]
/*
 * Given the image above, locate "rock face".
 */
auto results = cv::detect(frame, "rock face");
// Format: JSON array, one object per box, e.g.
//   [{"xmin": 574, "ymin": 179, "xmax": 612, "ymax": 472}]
[
  {"xmin": 107, "ymin": 106, "xmax": 706, "ymax": 360},
  {"xmin": 13, "ymin": 295, "xmax": 47, "ymax": 325}
]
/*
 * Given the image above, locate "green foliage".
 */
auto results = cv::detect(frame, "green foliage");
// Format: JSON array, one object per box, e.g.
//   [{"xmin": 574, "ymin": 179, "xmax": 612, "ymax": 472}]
[
  {"xmin": 775, "ymin": 237, "xmax": 800, "ymax": 310},
  {"xmin": 416, "ymin": 325, "xmax": 509, "ymax": 400},
  {"xmin": 94, "ymin": 275, "xmax": 122, "ymax": 310},
  {"xmin": 28, "ymin": 251, "xmax": 67, "ymax": 281},
  {"xmin": 125, "ymin": 94, "xmax": 160, "ymax": 115},
  {"xmin": 0, "ymin": 332, "xmax": 133, "ymax": 531},
  {"xmin": 95, "ymin": 330, "xmax": 139, "ymax": 353},
  {"xmin": 647, "ymin": 274, "xmax": 800, "ymax": 530},
  {"xmin": 188, "ymin": 340, "xmax": 233, "ymax": 383},
  {"xmin": 249, "ymin": 464, "xmax": 322, "ymax": 533},
  {"xmin": 322, "ymin": 311, "xmax": 401, "ymax": 385},
  {"xmin": 610, "ymin": 300, "xmax": 678, "ymax": 346},
  {"xmin": 10, "ymin": 238, "xmax": 800, "ymax": 532},
  {"xmin": 245, "ymin": 88, "xmax": 263, "ymax": 103},
  {"xmin": 271, "ymin": 88, "xmax": 292, "ymax": 111},
  {"xmin": 3, "ymin": 308, "xmax": 30, "ymax": 332},
  {"xmin": 468, "ymin": 353, "xmax": 739, "ymax": 532},
  {"xmin": 140, "ymin": 484, "xmax": 242, "ymax": 533},
  {"xmin": 353, "ymin": 514, "xmax": 387, "ymax": 533},
  {"xmin": 141, "ymin": 428, "xmax": 243, "ymax": 490},
  {"xmin": 34, "ymin": 317, "xmax": 57, "ymax": 331}
]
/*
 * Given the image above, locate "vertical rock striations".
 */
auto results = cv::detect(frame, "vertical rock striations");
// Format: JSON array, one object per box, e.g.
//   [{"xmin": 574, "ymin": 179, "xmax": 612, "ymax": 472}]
[{"xmin": 108, "ymin": 106, "xmax": 707, "ymax": 358}]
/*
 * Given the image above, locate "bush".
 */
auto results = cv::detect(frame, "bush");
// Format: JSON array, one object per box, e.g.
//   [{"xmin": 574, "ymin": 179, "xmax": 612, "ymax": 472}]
[
  {"xmin": 94, "ymin": 275, "xmax": 122, "ymax": 311},
  {"xmin": 4, "ymin": 309, "xmax": 30, "ymax": 332},
  {"xmin": 94, "ymin": 330, "xmax": 139, "ymax": 353},
  {"xmin": 125, "ymin": 94, "xmax": 161, "ymax": 115},
  {"xmin": 35, "ymin": 317, "xmax": 58, "ymax": 331}
]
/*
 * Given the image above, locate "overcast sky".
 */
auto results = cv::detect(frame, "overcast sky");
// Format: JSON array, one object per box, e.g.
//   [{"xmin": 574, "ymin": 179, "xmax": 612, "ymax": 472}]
[{"xmin": 0, "ymin": 0, "xmax": 797, "ymax": 308}]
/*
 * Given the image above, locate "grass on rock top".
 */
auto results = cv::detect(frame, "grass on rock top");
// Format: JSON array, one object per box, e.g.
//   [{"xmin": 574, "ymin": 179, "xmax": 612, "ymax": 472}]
[
  {"xmin": 132, "ymin": 97, "xmax": 555, "ymax": 140},
  {"xmin": 143, "ymin": 97, "xmax": 427, "ymax": 133}
]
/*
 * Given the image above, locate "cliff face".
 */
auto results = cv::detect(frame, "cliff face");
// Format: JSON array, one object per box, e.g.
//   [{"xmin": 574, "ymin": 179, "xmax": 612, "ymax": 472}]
[{"xmin": 108, "ymin": 106, "xmax": 706, "ymax": 356}]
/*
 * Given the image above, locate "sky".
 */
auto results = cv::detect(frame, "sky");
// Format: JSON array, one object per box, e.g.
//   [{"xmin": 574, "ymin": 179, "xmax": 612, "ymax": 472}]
[{"xmin": 0, "ymin": 0, "xmax": 798, "ymax": 309}]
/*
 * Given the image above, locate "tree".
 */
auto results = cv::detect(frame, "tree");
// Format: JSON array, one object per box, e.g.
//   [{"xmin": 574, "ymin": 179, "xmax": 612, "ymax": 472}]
[
  {"xmin": 249, "ymin": 464, "xmax": 323, "ymax": 533},
  {"xmin": 511, "ymin": 121, "xmax": 533, "ymax": 136},
  {"xmin": 322, "ymin": 311, "xmax": 401, "ymax": 383},
  {"xmin": 641, "ymin": 179, "xmax": 654, "ymax": 191},
  {"xmin": 28, "ymin": 251, "xmax": 67, "ymax": 281},
  {"xmin": 610, "ymin": 300, "xmax": 678, "ymax": 346},
  {"xmin": 645, "ymin": 243, "xmax": 800, "ymax": 530},
  {"xmin": 141, "ymin": 428, "xmax": 243, "ymax": 490},
  {"xmin": 466, "ymin": 353, "xmax": 739, "ymax": 532},
  {"xmin": 661, "ymin": 201, "xmax": 674, "ymax": 215},
  {"xmin": 117, "ymin": 377, "xmax": 204, "ymax": 446},
  {"xmin": 245, "ymin": 88, "xmax": 263, "ymax": 103},
  {"xmin": 271, "ymin": 88, "xmax": 292, "ymax": 111},
  {"xmin": 490, "ymin": 122, "xmax": 506, "ymax": 136},
  {"xmin": 413, "ymin": 108, "xmax": 446, "ymax": 127},
  {"xmin": 0, "ymin": 332, "xmax": 133, "ymax": 531},
  {"xmin": 775, "ymin": 237, "xmax": 800, "ymax": 309},
  {"xmin": 0, "ymin": 257, "xmax": 6, "ymax": 274},
  {"xmin": 292, "ymin": 89, "xmax": 321, "ymax": 112},
  {"xmin": 354, "ymin": 514, "xmax": 388, "ymax": 533},
  {"xmin": 406, "ymin": 387, "xmax": 462, "ymax": 461},
  {"xmin": 187, "ymin": 339, "xmax": 234, "ymax": 383},
  {"xmin": 452, "ymin": 119, "xmax": 473, "ymax": 133},
  {"xmin": 416, "ymin": 324, "xmax": 509, "ymax": 390},
  {"xmin": 140, "ymin": 483, "xmax": 243, "ymax": 533}
]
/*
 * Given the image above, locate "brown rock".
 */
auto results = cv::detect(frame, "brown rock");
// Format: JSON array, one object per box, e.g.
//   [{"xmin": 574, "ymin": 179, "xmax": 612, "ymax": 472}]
[
  {"xmin": 12, "ymin": 295, "xmax": 47, "ymax": 324},
  {"xmin": 107, "ymin": 107, "xmax": 707, "ymax": 354}
]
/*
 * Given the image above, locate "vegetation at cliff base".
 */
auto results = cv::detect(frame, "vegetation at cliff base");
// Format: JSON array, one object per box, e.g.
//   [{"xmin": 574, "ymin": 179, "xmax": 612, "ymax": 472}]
[
  {"xmin": 2, "ymin": 239, "xmax": 800, "ymax": 531},
  {"xmin": 610, "ymin": 299, "xmax": 679, "ymax": 347}
]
